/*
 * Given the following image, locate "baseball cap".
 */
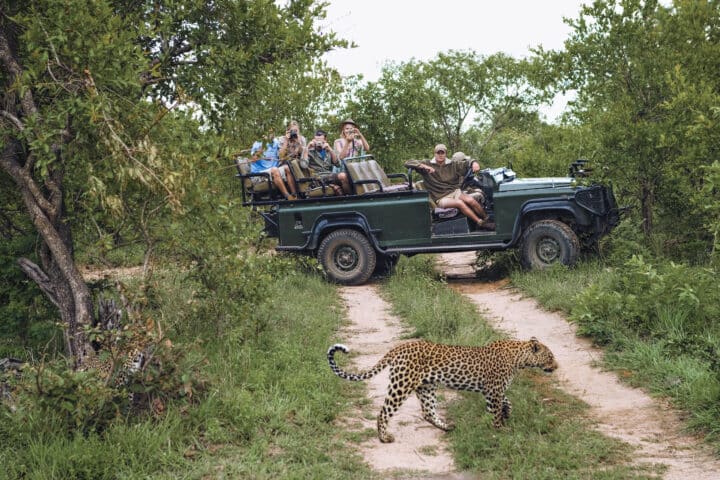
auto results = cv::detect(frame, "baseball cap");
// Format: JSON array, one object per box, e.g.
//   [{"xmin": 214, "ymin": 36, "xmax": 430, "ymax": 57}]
[
  {"xmin": 451, "ymin": 151, "xmax": 470, "ymax": 162},
  {"xmin": 434, "ymin": 144, "xmax": 447, "ymax": 153}
]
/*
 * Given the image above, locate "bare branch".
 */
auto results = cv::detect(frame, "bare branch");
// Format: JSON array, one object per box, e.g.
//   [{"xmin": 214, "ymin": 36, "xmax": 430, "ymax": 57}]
[
  {"xmin": 83, "ymin": 69, "xmax": 178, "ymax": 206},
  {"xmin": 0, "ymin": 110, "xmax": 24, "ymax": 131},
  {"xmin": 17, "ymin": 257, "xmax": 59, "ymax": 308}
]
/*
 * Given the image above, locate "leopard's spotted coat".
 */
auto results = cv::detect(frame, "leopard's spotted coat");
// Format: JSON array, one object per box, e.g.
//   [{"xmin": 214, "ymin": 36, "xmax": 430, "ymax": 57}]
[{"xmin": 327, "ymin": 337, "xmax": 558, "ymax": 443}]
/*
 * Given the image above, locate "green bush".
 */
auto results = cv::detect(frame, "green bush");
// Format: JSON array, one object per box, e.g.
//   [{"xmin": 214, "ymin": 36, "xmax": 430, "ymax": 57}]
[
  {"xmin": 9, "ymin": 363, "xmax": 123, "ymax": 437},
  {"xmin": 573, "ymin": 256, "xmax": 720, "ymax": 346}
]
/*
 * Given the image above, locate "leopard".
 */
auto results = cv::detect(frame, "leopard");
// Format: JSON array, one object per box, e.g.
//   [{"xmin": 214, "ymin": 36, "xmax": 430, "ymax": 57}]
[
  {"xmin": 78, "ymin": 298, "xmax": 151, "ymax": 389},
  {"xmin": 327, "ymin": 337, "xmax": 558, "ymax": 443},
  {"xmin": 79, "ymin": 333, "xmax": 148, "ymax": 388}
]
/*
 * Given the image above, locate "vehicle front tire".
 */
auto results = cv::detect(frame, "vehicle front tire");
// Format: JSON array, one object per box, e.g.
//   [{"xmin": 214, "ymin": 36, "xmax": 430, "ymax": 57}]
[
  {"xmin": 520, "ymin": 220, "xmax": 580, "ymax": 270},
  {"xmin": 318, "ymin": 229, "xmax": 377, "ymax": 285}
]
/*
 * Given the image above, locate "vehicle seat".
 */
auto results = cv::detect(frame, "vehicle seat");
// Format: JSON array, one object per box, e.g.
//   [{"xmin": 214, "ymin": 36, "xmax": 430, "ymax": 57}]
[
  {"xmin": 413, "ymin": 179, "xmax": 460, "ymax": 219},
  {"xmin": 346, "ymin": 161, "xmax": 381, "ymax": 194},
  {"xmin": 235, "ymin": 157, "xmax": 276, "ymax": 201},
  {"xmin": 367, "ymin": 160, "xmax": 410, "ymax": 192},
  {"xmin": 345, "ymin": 158, "xmax": 410, "ymax": 194},
  {"xmin": 288, "ymin": 160, "xmax": 338, "ymax": 198}
]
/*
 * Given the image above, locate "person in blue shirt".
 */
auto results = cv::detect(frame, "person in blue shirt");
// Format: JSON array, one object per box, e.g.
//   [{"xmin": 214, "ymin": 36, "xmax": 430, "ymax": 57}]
[{"xmin": 249, "ymin": 131, "xmax": 298, "ymax": 200}]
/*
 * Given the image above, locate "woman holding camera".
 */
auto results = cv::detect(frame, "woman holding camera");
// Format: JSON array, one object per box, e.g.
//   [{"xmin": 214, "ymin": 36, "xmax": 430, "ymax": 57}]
[
  {"xmin": 333, "ymin": 118, "xmax": 370, "ymax": 160},
  {"xmin": 279, "ymin": 120, "xmax": 307, "ymax": 161}
]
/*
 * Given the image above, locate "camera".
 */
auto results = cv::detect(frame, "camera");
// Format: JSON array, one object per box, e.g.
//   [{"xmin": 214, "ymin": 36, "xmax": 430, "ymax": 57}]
[{"xmin": 289, "ymin": 129, "xmax": 298, "ymax": 139}]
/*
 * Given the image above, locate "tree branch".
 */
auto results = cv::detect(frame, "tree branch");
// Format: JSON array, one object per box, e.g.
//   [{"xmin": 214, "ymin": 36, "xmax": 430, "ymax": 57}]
[
  {"xmin": 0, "ymin": 24, "xmax": 39, "ymax": 173},
  {"xmin": 0, "ymin": 142, "xmax": 55, "ymax": 217},
  {"xmin": 0, "ymin": 110, "xmax": 24, "ymax": 131},
  {"xmin": 17, "ymin": 257, "xmax": 59, "ymax": 308}
]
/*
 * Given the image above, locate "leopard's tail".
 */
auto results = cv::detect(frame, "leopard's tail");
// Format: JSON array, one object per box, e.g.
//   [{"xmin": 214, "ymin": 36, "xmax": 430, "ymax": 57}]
[{"xmin": 327, "ymin": 344, "xmax": 389, "ymax": 381}]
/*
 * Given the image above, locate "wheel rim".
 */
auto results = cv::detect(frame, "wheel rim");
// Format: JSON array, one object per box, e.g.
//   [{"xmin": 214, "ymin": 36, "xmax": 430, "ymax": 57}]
[
  {"xmin": 334, "ymin": 245, "xmax": 359, "ymax": 272},
  {"xmin": 536, "ymin": 236, "xmax": 561, "ymax": 264}
]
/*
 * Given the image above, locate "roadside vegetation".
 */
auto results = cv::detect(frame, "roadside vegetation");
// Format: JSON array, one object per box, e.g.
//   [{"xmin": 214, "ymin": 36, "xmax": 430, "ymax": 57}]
[
  {"xmin": 381, "ymin": 256, "xmax": 652, "ymax": 478},
  {"xmin": 0, "ymin": 219, "xmax": 372, "ymax": 478},
  {"xmin": 511, "ymin": 244, "xmax": 720, "ymax": 451}
]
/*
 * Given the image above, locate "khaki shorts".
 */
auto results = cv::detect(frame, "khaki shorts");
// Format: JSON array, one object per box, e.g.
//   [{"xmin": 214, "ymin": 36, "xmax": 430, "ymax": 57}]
[
  {"xmin": 250, "ymin": 165, "xmax": 287, "ymax": 184},
  {"xmin": 437, "ymin": 189, "xmax": 463, "ymax": 207}
]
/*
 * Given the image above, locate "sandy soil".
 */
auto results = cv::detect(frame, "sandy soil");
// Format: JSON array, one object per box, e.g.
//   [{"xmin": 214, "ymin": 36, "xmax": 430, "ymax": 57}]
[{"xmin": 437, "ymin": 252, "xmax": 720, "ymax": 479}]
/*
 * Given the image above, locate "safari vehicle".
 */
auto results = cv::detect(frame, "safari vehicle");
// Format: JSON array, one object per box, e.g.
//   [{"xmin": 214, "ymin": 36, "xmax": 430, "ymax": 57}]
[{"xmin": 235, "ymin": 156, "xmax": 619, "ymax": 285}]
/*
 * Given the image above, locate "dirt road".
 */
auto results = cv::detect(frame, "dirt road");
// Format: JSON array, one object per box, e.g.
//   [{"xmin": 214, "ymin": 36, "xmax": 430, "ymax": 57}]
[
  {"xmin": 335, "ymin": 253, "xmax": 720, "ymax": 478},
  {"xmin": 336, "ymin": 286, "xmax": 465, "ymax": 479},
  {"xmin": 439, "ymin": 252, "xmax": 720, "ymax": 479}
]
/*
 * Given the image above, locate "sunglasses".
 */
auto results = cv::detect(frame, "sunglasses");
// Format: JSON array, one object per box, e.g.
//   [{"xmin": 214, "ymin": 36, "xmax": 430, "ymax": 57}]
[{"xmin": 436, "ymin": 150, "xmax": 446, "ymax": 154}]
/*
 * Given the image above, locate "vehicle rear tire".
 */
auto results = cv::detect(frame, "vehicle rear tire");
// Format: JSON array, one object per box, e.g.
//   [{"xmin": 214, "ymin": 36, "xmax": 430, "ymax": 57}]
[
  {"xmin": 318, "ymin": 229, "xmax": 377, "ymax": 285},
  {"xmin": 373, "ymin": 253, "xmax": 400, "ymax": 277},
  {"xmin": 520, "ymin": 220, "xmax": 580, "ymax": 270}
]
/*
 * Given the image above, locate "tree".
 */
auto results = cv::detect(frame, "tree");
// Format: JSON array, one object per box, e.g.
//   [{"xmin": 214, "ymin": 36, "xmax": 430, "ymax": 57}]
[
  {"xmin": 0, "ymin": 0, "xmax": 346, "ymax": 365},
  {"xmin": 540, "ymin": 0, "xmax": 720, "ymax": 248},
  {"xmin": 343, "ymin": 51, "xmax": 544, "ymax": 170}
]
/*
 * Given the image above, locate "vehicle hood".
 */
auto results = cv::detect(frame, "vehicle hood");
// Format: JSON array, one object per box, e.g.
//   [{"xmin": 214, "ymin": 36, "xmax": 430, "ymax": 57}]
[{"xmin": 498, "ymin": 177, "xmax": 574, "ymax": 192}]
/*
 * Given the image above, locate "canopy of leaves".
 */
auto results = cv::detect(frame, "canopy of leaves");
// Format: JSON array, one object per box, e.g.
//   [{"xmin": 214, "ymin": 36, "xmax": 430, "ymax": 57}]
[
  {"xmin": 538, "ymin": 0, "xmax": 720, "ymax": 254},
  {"xmin": 341, "ymin": 51, "xmax": 544, "ymax": 171},
  {"xmin": 0, "ymin": 0, "xmax": 349, "ymax": 352}
]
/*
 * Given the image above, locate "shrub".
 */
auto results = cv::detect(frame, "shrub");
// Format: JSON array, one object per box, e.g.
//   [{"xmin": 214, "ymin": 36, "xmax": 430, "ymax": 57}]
[{"xmin": 573, "ymin": 255, "xmax": 720, "ymax": 352}]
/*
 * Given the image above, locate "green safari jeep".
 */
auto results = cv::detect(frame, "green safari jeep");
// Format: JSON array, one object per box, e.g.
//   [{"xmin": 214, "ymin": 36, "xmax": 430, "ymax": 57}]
[{"xmin": 236, "ymin": 156, "xmax": 619, "ymax": 285}]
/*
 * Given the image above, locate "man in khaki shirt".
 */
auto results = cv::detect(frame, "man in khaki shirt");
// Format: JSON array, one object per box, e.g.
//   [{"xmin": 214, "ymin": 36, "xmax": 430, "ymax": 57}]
[{"xmin": 405, "ymin": 144, "xmax": 495, "ymax": 230}]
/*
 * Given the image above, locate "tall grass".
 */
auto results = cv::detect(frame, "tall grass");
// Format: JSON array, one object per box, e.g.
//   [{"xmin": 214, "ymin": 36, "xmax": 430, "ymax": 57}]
[
  {"xmin": 0, "ymin": 267, "xmax": 372, "ymax": 479},
  {"xmin": 380, "ymin": 256, "xmax": 650, "ymax": 478}
]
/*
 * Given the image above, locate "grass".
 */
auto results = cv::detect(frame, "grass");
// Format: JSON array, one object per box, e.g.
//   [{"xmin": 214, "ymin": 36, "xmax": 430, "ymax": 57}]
[
  {"xmin": 510, "ymin": 258, "xmax": 720, "ymax": 453},
  {"xmin": 7, "ymin": 245, "xmax": 716, "ymax": 477},
  {"xmin": 0, "ymin": 267, "xmax": 373, "ymax": 480},
  {"xmin": 379, "ymin": 255, "xmax": 654, "ymax": 478}
]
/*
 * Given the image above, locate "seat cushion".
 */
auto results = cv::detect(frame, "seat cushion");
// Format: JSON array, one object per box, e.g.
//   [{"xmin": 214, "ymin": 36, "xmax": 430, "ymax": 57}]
[{"xmin": 434, "ymin": 208, "xmax": 459, "ymax": 219}]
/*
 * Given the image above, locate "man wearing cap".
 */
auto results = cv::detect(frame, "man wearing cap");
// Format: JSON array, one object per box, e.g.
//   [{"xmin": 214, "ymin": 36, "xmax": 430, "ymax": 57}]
[
  {"xmin": 405, "ymin": 145, "xmax": 495, "ymax": 230},
  {"xmin": 302, "ymin": 129, "xmax": 351, "ymax": 195},
  {"xmin": 333, "ymin": 118, "xmax": 370, "ymax": 160}
]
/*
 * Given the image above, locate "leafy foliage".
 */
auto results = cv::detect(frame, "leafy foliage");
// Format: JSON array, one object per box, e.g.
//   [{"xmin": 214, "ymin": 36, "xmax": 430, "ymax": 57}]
[
  {"xmin": 343, "ymin": 51, "xmax": 544, "ymax": 171},
  {"xmin": 573, "ymin": 256, "xmax": 720, "ymax": 350},
  {"xmin": 538, "ymin": 0, "xmax": 720, "ymax": 254}
]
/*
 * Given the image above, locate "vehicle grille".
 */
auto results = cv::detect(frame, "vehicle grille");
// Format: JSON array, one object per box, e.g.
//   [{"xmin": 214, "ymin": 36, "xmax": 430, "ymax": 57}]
[{"xmin": 575, "ymin": 186, "xmax": 607, "ymax": 215}]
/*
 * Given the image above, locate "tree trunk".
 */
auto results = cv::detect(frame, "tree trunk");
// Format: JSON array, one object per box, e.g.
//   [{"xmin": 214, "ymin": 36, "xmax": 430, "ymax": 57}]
[
  {"xmin": 2, "ymin": 143, "xmax": 94, "ymax": 366},
  {"xmin": 1, "ymin": 21, "xmax": 94, "ymax": 367}
]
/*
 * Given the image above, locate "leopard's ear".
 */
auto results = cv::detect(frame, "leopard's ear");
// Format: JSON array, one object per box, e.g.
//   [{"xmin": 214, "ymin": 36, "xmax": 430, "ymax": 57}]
[{"xmin": 530, "ymin": 337, "xmax": 540, "ymax": 352}]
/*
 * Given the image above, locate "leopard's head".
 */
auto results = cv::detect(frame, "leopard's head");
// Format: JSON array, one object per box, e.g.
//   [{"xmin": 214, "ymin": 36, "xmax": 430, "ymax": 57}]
[{"xmin": 525, "ymin": 337, "xmax": 558, "ymax": 373}]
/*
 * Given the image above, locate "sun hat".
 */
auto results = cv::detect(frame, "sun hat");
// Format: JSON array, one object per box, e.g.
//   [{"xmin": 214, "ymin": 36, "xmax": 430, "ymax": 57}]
[{"xmin": 340, "ymin": 118, "xmax": 358, "ymax": 129}]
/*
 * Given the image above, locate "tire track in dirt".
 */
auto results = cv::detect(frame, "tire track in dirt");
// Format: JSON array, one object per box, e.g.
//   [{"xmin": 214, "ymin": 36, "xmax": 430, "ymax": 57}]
[
  {"xmin": 335, "ymin": 285, "xmax": 469, "ymax": 479},
  {"xmin": 437, "ymin": 252, "xmax": 720, "ymax": 479}
]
